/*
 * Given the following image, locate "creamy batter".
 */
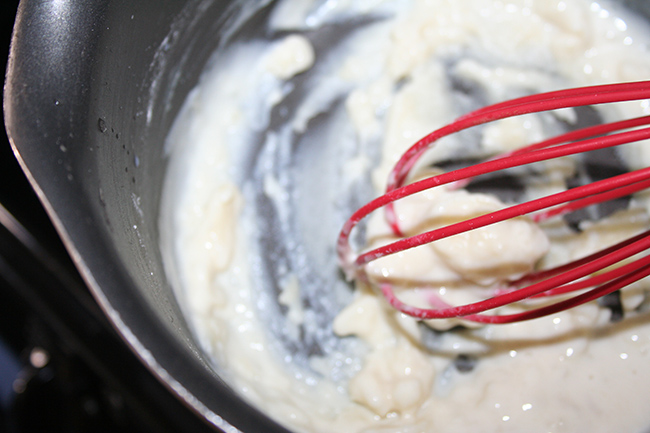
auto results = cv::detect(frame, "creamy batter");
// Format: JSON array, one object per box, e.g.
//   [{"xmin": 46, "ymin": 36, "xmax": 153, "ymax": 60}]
[{"xmin": 160, "ymin": 1, "xmax": 650, "ymax": 432}]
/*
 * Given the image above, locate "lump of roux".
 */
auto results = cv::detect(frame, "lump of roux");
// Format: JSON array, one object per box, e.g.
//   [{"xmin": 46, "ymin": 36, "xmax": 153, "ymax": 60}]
[{"xmin": 161, "ymin": 0, "xmax": 650, "ymax": 432}]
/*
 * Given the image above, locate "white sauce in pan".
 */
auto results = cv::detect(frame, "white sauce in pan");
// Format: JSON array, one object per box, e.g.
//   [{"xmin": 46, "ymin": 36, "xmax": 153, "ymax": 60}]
[{"xmin": 161, "ymin": 1, "xmax": 650, "ymax": 431}]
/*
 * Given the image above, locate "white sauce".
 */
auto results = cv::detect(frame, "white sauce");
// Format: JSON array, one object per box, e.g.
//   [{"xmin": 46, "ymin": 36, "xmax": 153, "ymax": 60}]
[{"xmin": 161, "ymin": 1, "xmax": 650, "ymax": 432}]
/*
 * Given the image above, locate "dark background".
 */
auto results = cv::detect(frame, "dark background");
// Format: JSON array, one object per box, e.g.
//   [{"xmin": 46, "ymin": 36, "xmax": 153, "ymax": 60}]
[{"xmin": 0, "ymin": 2, "xmax": 214, "ymax": 432}]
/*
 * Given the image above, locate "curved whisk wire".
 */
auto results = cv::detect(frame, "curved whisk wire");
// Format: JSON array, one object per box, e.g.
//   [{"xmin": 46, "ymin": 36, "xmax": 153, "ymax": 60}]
[{"xmin": 337, "ymin": 80, "xmax": 650, "ymax": 324}]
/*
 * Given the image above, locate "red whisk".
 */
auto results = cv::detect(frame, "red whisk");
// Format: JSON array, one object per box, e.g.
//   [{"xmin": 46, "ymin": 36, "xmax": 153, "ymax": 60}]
[{"xmin": 337, "ymin": 80, "xmax": 650, "ymax": 324}]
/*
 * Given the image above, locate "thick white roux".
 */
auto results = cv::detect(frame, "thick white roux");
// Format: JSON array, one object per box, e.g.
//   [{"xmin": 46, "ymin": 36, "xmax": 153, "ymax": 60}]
[{"xmin": 161, "ymin": 1, "xmax": 650, "ymax": 432}]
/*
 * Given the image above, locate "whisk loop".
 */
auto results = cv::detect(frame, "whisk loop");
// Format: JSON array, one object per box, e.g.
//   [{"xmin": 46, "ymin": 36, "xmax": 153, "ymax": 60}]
[{"xmin": 337, "ymin": 80, "xmax": 650, "ymax": 324}]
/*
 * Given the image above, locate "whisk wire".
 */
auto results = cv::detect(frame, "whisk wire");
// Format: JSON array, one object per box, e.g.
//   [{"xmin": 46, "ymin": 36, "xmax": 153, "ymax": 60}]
[
  {"xmin": 351, "ymin": 147, "xmax": 650, "ymax": 268},
  {"xmin": 380, "ymin": 233, "xmax": 650, "ymax": 324},
  {"xmin": 387, "ymin": 81, "xmax": 650, "ymax": 193},
  {"xmin": 382, "ymin": 228, "xmax": 650, "ymax": 319},
  {"xmin": 338, "ymin": 80, "xmax": 650, "ymax": 323},
  {"xmin": 339, "ymin": 122, "xmax": 650, "ymax": 264}
]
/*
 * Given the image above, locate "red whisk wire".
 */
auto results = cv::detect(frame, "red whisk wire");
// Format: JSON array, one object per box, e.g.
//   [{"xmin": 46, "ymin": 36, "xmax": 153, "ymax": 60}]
[
  {"xmin": 382, "ymin": 254, "xmax": 650, "ymax": 324},
  {"xmin": 452, "ymin": 114, "xmax": 650, "ymax": 191},
  {"xmin": 379, "ymin": 228, "xmax": 650, "ymax": 320},
  {"xmin": 383, "ymin": 81, "xmax": 650, "ymax": 235},
  {"xmin": 533, "ymin": 176, "xmax": 650, "ymax": 222},
  {"xmin": 337, "ymin": 80, "xmax": 650, "ymax": 324},
  {"xmin": 387, "ymin": 81, "xmax": 650, "ymax": 193},
  {"xmin": 353, "ymin": 159, "xmax": 650, "ymax": 268},
  {"xmin": 509, "ymin": 115, "xmax": 650, "ymax": 156},
  {"xmin": 534, "ymin": 252, "xmax": 650, "ymax": 298},
  {"xmin": 338, "ymin": 125, "xmax": 650, "ymax": 265},
  {"xmin": 514, "ymin": 228, "xmax": 650, "ymax": 289}
]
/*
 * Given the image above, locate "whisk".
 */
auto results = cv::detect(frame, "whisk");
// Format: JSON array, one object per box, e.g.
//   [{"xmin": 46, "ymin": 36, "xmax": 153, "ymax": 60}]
[{"xmin": 337, "ymin": 80, "xmax": 650, "ymax": 324}]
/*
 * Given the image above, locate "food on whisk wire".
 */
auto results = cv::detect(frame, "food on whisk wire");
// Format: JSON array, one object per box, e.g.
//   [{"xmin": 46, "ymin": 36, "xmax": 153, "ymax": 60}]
[
  {"xmin": 368, "ymin": 187, "xmax": 550, "ymax": 285},
  {"xmin": 161, "ymin": 0, "xmax": 650, "ymax": 432},
  {"xmin": 361, "ymin": 184, "xmax": 551, "ymax": 328},
  {"xmin": 339, "ymin": 80, "xmax": 650, "ymax": 325}
]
